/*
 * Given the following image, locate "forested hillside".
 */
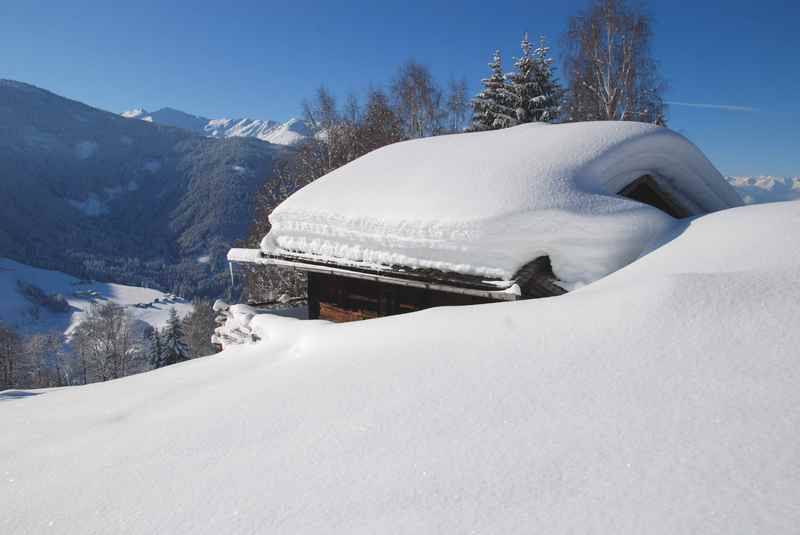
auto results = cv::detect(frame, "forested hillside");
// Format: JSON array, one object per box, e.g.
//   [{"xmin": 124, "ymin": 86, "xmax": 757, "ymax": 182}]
[{"xmin": 0, "ymin": 80, "xmax": 288, "ymax": 298}]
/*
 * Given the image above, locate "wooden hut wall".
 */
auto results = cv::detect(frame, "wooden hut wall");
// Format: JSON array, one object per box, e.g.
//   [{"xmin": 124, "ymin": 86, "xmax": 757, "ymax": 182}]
[{"xmin": 307, "ymin": 272, "xmax": 495, "ymax": 322}]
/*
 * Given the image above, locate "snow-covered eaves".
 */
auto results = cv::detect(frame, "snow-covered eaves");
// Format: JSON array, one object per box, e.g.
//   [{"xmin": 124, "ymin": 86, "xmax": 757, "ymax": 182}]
[
  {"xmin": 227, "ymin": 248, "xmax": 520, "ymax": 300},
  {"xmin": 259, "ymin": 122, "xmax": 742, "ymax": 288}
]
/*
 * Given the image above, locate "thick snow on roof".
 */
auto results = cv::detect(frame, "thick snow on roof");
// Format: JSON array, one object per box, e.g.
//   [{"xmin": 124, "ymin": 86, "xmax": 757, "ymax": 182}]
[
  {"xmin": 262, "ymin": 122, "xmax": 741, "ymax": 287},
  {"xmin": 3, "ymin": 202, "xmax": 799, "ymax": 534}
]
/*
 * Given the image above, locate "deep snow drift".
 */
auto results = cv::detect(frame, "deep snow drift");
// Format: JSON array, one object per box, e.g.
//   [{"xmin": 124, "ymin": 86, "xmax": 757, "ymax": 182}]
[
  {"xmin": 262, "ymin": 122, "xmax": 742, "ymax": 287},
  {"xmin": 3, "ymin": 202, "xmax": 799, "ymax": 534}
]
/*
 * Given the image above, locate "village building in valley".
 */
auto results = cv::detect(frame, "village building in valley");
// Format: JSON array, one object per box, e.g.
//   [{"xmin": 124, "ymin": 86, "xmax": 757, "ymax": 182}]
[{"xmin": 228, "ymin": 121, "xmax": 742, "ymax": 322}]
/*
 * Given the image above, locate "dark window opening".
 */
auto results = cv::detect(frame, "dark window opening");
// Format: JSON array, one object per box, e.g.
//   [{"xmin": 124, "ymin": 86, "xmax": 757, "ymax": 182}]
[
  {"xmin": 618, "ymin": 175, "xmax": 689, "ymax": 218},
  {"xmin": 514, "ymin": 256, "xmax": 567, "ymax": 298}
]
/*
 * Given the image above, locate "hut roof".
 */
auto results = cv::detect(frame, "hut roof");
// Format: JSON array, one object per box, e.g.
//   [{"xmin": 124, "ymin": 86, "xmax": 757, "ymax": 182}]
[{"xmin": 258, "ymin": 121, "xmax": 742, "ymax": 288}]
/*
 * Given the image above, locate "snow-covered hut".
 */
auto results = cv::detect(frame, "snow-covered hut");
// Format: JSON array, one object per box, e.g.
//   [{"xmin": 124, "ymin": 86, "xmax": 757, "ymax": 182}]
[{"xmin": 229, "ymin": 121, "xmax": 742, "ymax": 322}]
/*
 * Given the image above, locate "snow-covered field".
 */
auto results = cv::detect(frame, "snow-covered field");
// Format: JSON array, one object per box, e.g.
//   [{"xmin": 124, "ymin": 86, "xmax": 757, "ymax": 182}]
[
  {"xmin": 0, "ymin": 258, "xmax": 192, "ymax": 339},
  {"xmin": 2, "ymin": 201, "xmax": 799, "ymax": 534}
]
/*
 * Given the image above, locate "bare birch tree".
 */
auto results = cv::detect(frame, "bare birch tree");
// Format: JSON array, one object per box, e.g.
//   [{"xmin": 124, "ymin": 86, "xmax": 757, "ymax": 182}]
[
  {"xmin": 302, "ymin": 86, "xmax": 338, "ymax": 132},
  {"xmin": 563, "ymin": 0, "xmax": 666, "ymax": 123},
  {"xmin": 18, "ymin": 332, "xmax": 69, "ymax": 388},
  {"xmin": 391, "ymin": 60, "xmax": 445, "ymax": 138},
  {"xmin": 445, "ymin": 78, "xmax": 469, "ymax": 133},
  {"xmin": 359, "ymin": 88, "xmax": 405, "ymax": 152},
  {"xmin": 71, "ymin": 302, "xmax": 137, "ymax": 382}
]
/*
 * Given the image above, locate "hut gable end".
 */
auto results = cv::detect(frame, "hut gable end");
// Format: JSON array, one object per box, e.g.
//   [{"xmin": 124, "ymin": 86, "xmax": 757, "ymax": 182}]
[{"xmin": 618, "ymin": 175, "xmax": 690, "ymax": 219}]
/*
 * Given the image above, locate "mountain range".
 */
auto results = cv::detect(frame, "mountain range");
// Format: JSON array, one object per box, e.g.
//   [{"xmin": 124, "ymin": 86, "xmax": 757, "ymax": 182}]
[
  {"xmin": 725, "ymin": 176, "xmax": 800, "ymax": 204},
  {"xmin": 0, "ymin": 79, "xmax": 289, "ymax": 298},
  {"xmin": 121, "ymin": 107, "xmax": 310, "ymax": 146}
]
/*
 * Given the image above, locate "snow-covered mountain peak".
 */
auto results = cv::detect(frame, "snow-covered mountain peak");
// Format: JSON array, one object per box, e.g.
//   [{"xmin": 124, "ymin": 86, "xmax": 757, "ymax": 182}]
[
  {"xmin": 726, "ymin": 175, "xmax": 800, "ymax": 204},
  {"xmin": 121, "ymin": 106, "xmax": 308, "ymax": 146},
  {"xmin": 120, "ymin": 108, "xmax": 148, "ymax": 119},
  {"xmin": 141, "ymin": 107, "xmax": 210, "ymax": 131}
]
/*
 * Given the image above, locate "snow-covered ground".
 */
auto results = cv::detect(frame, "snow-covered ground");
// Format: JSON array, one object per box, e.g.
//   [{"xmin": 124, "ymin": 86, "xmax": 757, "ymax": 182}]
[
  {"xmin": 121, "ymin": 107, "xmax": 310, "ymax": 146},
  {"xmin": 3, "ymin": 201, "xmax": 799, "ymax": 534},
  {"xmin": 0, "ymin": 258, "xmax": 192, "ymax": 339}
]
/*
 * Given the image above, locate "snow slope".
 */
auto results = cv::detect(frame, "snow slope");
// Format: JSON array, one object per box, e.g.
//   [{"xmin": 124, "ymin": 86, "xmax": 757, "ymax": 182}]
[
  {"xmin": 0, "ymin": 258, "xmax": 192, "ymax": 338},
  {"xmin": 2, "ymin": 202, "xmax": 799, "ymax": 534},
  {"xmin": 263, "ymin": 121, "xmax": 742, "ymax": 287},
  {"xmin": 727, "ymin": 175, "xmax": 800, "ymax": 204},
  {"xmin": 122, "ymin": 107, "xmax": 310, "ymax": 146}
]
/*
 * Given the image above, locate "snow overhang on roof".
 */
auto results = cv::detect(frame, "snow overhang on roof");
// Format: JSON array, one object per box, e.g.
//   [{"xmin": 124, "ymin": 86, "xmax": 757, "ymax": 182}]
[
  {"xmin": 256, "ymin": 121, "xmax": 742, "ymax": 289},
  {"xmin": 227, "ymin": 248, "xmax": 522, "ymax": 300}
]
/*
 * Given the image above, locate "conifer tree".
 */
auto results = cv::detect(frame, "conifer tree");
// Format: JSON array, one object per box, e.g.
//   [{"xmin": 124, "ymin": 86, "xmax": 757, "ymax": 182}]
[
  {"xmin": 508, "ymin": 33, "xmax": 537, "ymax": 123},
  {"xmin": 182, "ymin": 299, "xmax": 218, "ymax": 359},
  {"xmin": 160, "ymin": 308, "xmax": 189, "ymax": 366},
  {"xmin": 530, "ymin": 36, "xmax": 562, "ymax": 122},
  {"xmin": 148, "ymin": 328, "xmax": 163, "ymax": 369},
  {"xmin": 467, "ymin": 50, "xmax": 515, "ymax": 131},
  {"xmin": 508, "ymin": 34, "xmax": 562, "ymax": 124}
]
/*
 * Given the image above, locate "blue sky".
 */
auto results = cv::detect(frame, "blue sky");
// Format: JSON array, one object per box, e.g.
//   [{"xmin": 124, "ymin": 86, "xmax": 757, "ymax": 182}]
[{"xmin": 2, "ymin": 0, "xmax": 798, "ymax": 176}]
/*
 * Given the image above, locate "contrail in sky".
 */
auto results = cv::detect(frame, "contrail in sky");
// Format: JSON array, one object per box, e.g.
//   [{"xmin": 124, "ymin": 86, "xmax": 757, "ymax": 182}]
[{"xmin": 666, "ymin": 101, "xmax": 759, "ymax": 112}]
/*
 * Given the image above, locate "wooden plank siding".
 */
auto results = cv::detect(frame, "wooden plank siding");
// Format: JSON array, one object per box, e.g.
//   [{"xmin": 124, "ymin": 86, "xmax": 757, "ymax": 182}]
[
  {"xmin": 319, "ymin": 302, "xmax": 379, "ymax": 322},
  {"xmin": 308, "ymin": 272, "xmax": 495, "ymax": 323}
]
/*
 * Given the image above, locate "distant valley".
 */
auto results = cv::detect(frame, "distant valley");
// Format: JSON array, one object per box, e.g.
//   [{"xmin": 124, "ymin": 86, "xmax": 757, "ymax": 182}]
[
  {"xmin": 0, "ymin": 257, "xmax": 192, "ymax": 340},
  {"xmin": 0, "ymin": 79, "xmax": 288, "ymax": 299}
]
